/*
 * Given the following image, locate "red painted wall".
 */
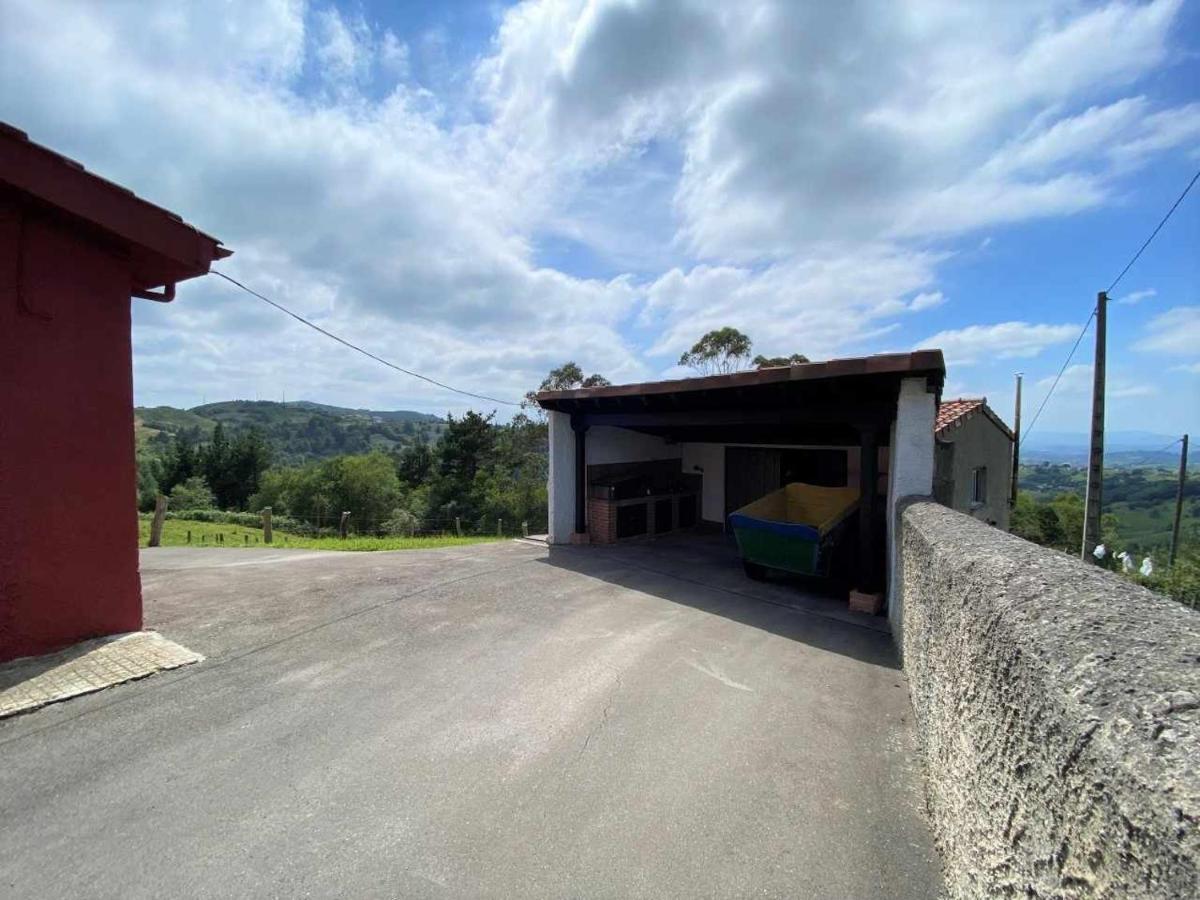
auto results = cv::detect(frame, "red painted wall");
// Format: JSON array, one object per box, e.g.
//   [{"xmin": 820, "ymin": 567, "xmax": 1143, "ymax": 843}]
[{"xmin": 1, "ymin": 198, "xmax": 142, "ymax": 661}]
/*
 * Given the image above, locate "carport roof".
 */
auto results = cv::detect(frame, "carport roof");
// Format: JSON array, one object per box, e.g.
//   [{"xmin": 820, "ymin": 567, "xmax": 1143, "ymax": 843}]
[
  {"xmin": 536, "ymin": 350, "xmax": 946, "ymax": 447},
  {"xmin": 537, "ymin": 350, "xmax": 945, "ymax": 408}
]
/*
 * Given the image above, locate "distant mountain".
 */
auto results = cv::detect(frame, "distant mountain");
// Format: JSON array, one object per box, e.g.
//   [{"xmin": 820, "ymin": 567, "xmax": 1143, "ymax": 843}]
[
  {"xmin": 281, "ymin": 400, "xmax": 442, "ymax": 424},
  {"xmin": 1021, "ymin": 430, "xmax": 1189, "ymax": 468},
  {"xmin": 135, "ymin": 400, "xmax": 445, "ymax": 465}
]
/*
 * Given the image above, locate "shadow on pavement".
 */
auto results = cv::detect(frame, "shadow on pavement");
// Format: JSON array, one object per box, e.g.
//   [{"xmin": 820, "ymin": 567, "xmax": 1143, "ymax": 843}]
[{"xmin": 540, "ymin": 533, "xmax": 899, "ymax": 670}]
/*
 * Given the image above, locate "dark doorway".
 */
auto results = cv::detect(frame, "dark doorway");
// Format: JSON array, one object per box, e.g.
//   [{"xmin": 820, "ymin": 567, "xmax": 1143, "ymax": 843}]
[{"xmin": 724, "ymin": 447, "xmax": 849, "ymax": 518}]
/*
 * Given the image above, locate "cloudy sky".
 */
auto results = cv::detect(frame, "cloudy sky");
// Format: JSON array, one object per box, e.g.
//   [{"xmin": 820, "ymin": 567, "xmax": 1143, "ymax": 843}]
[{"xmin": 2, "ymin": 0, "xmax": 1197, "ymax": 437}]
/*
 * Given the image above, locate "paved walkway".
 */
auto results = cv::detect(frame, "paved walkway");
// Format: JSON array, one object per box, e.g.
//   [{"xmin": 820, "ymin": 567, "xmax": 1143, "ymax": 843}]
[
  {"xmin": 0, "ymin": 631, "xmax": 202, "ymax": 718},
  {"xmin": 0, "ymin": 540, "xmax": 941, "ymax": 898}
]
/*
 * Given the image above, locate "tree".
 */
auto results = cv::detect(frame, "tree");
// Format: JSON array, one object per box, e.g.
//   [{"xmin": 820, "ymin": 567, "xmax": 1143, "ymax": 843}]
[
  {"xmin": 476, "ymin": 412, "xmax": 549, "ymax": 530},
  {"xmin": 226, "ymin": 429, "xmax": 271, "ymax": 509},
  {"xmin": 329, "ymin": 452, "xmax": 401, "ymax": 531},
  {"xmin": 169, "ymin": 475, "xmax": 216, "ymax": 510},
  {"xmin": 159, "ymin": 439, "xmax": 198, "ymax": 495},
  {"xmin": 523, "ymin": 362, "xmax": 611, "ymax": 411},
  {"xmin": 136, "ymin": 453, "xmax": 161, "ymax": 512},
  {"xmin": 200, "ymin": 423, "xmax": 233, "ymax": 507},
  {"xmin": 678, "ymin": 327, "xmax": 753, "ymax": 375},
  {"xmin": 753, "ymin": 352, "xmax": 810, "ymax": 368},
  {"xmin": 430, "ymin": 411, "xmax": 498, "ymax": 523},
  {"xmin": 396, "ymin": 441, "xmax": 434, "ymax": 487}
]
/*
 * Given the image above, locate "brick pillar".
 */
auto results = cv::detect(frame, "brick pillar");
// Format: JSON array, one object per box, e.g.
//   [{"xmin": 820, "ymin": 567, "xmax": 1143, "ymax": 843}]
[{"xmin": 588, "ymin": 498, "xmax": 617, "ymax": 544}]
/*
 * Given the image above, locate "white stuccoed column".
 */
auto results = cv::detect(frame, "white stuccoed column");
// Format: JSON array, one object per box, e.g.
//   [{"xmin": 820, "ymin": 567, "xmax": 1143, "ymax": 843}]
[
  {"xmin": 547, "ymin": 410, "xmax": 575, "ymax": 544},
  {"xmin": 887, "ymin": 376, "xmax": 937, "ymax": 636}
]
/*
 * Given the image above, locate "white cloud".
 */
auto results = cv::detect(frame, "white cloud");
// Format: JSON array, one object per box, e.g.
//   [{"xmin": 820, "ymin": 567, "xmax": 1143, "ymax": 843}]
[
  {"xmin": 1135, "ymin": 306, "xmax": 1200, "ymax": 355},
  {"xmin": 1034, "ymin": 364, "xmax": 1156, "ymax": 399},
  {"xmin": 916, "ymin": 322, "xmax": 1081, "ymax": 365},
  {"xmin": 0, "ymin": 0, "xmax": 650, "ymax": 413},
  {"xmin": 1173, "ymin": 363, "xmax": 1200, "ymax": 375},
  {"xmin": 0, "ymin": 0, "xmax": 1194, "ymax": 417},
  {"xmin": 908, "ymin": 292, "xmax": 947, "ymax": 312},
  {"xmin": 482, "ymin": 0, "xmax": 1193, "ymax": 259},
  {"xmin": 381, "ymin": 31, "xmax": 410, "ymax": 74},
  {"xmin": 642, "ymin": 248, "xmax": 940, "ymax": 361},
  {"xmin": 1117, "ymin": 288, "xmax": 1157, "ymax": 305}
]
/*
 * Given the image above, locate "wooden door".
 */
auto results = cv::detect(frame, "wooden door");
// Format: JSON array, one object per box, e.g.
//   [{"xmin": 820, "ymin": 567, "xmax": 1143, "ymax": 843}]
[{"xmin": 724, "ymin": 447, "xmax": 781, "ymax": 519}]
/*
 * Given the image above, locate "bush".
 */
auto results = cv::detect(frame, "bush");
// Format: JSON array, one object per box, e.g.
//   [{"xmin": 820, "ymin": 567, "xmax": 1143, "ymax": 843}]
[
  {"xmin": 383, "ymin": 508, "xmax": 419, "ymax": 537},
  {"xmin": 169, "ymin": 475, "xmax": 216, "ymax": 510}
]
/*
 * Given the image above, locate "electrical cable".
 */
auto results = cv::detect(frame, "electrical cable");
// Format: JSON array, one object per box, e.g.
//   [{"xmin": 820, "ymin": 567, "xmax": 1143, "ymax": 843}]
[
  {"xmin": 211, "ymin": 270, "xmax": 522, "ymax": 407},
  {"xmin": 1020, "ymin": 168, "xmax": 1198, "ymax": 450},
  {"xmin": 1107, "ymin": 166, "xmax": 1200, "ymax": 293},
  {"xmin": 1019, "ymin": 307, "xmax": 1096, "ymax": 449}
]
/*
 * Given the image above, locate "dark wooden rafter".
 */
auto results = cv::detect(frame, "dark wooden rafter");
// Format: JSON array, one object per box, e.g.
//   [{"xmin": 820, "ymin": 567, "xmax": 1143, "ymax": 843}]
[
  {"xmin": 857, "ymin": 426, "xmax": 881, "ymax": 593},
  {"xmin": 576, "ymin": 403, "xmax": 895, "ymax": 431}
]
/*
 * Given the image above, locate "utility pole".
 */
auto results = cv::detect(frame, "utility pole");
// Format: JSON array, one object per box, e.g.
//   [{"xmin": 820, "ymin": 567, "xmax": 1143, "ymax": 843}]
[
  {"xmin": 1011, "ymin": 373, "xmax": 1022, "ymax": 507},
  {"xmin": 1170, "ymin": 434, "xmax": 1189, "ymax": 568},
  {"xmin": 1082, "ymin": 292, "xmax": 1107, "ymax": 560}
]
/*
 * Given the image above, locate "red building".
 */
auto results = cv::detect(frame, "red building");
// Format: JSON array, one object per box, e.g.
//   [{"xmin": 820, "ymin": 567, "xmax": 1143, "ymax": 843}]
[{"xmin": 0, "ymin": 124, "xmax": 229, "ymax": 662}]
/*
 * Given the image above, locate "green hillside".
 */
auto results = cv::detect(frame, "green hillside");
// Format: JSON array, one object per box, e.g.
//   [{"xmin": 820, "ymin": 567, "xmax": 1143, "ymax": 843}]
[
  {"xmin": 136, "ymin": 400, "xmax": 445, "ymax": 465},
  {"xmin": 1019, "ymin": 462, "xmax": 1199, "ymax": 554}
]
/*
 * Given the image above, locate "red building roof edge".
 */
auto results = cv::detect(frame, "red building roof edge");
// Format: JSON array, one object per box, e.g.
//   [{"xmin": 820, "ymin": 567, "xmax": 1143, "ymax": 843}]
[
  {"xmin": 0, "ymin": 122, "xmax": 230, "ymax": 292},
  {"xmin": 936, "ymin": 397, "xmax": 1014, "ymax": 441}
]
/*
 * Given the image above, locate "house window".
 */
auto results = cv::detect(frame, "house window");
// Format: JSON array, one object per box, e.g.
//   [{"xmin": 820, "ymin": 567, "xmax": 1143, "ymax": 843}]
[{"xmin": 971, "ymin": 467, "xmax": 988, "ymax": 505}]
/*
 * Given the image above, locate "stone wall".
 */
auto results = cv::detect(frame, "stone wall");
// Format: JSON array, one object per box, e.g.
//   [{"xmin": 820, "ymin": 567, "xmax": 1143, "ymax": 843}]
[{"xmin": 898, "ymin": 500, "xmax": 1199, "ymax": 899}]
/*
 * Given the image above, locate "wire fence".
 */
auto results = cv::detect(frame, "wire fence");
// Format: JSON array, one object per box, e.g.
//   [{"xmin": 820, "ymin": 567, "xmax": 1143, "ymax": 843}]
[{"xmin": 151, "ymin": 506, "xmax": 549, "ymax": 540}]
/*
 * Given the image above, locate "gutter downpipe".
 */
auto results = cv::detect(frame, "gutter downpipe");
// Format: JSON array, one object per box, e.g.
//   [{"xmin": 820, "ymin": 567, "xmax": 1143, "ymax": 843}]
[{"xmin": 133, "ymin": 282, "xmax": 176, "ymax": 303}]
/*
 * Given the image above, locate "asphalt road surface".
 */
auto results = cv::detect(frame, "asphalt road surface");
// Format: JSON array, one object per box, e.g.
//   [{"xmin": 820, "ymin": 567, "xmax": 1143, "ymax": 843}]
[{"xmin": 0, "ymin": 538, "xmax": 941, "ymax": 898}]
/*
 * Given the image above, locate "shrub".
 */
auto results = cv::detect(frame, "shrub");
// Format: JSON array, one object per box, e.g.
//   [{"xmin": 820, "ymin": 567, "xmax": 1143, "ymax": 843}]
[
  {"xmin": 383, "ymin": 508, "xmax": 419, "ymax": 537},
  {"xmin": 169, "ymin": 475, "xmax": 216, "ymax": 510}
]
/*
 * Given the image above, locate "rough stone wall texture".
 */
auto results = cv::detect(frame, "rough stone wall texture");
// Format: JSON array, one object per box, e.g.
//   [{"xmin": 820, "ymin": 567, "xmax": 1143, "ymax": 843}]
[{"xmin": 898, "ymin": 500, "xmax": 1199, "ymax": 899}]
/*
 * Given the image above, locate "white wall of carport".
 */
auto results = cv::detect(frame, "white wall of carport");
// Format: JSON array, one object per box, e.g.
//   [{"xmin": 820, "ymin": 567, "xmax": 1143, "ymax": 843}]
[
  {"xmin": 886, "ymin": 377, "xmax": 937, "ymax": 636},
  {"xmin": 587, "ymin": 426, "xmax": 681, "ymax": 465},
  {"xmin": 547, "ymin": 420, "xmax": 682, "ymax": 544},
  {"xmin": 680, "ymin": 443, "xmax": 889, "ymax": 524},
  {"xmin": 547, "ymin": 411, "xmax": 575, "ymax": 544}
]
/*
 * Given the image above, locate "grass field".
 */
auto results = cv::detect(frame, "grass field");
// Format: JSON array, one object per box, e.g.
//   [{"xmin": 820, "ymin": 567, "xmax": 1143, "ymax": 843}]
[{"xmin": 138, "ymin": 517, "xmax": 508, "ymax": 551}]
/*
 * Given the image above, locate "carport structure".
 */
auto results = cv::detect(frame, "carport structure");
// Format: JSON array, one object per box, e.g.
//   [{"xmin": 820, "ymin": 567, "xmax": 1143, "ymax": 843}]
[{"xmin": 536, "ymin": 351, "xmax": 945, "ymax": 620}]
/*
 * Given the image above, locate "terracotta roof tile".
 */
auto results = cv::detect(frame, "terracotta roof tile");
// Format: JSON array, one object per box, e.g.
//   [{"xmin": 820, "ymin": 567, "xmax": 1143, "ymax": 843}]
[
  {"xmin": 935, "ymin": 398, "xmax": 983, "ymax": 432},
  {"xmin": 936, "ymin": 397, "xmax": 1014, "ymax": 441}
]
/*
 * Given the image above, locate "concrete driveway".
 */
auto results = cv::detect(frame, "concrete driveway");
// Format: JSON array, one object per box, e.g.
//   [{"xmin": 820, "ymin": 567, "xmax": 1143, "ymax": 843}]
[{"xmin": 0, "ymin": 538, "xmax": 941, "ymax": 898}]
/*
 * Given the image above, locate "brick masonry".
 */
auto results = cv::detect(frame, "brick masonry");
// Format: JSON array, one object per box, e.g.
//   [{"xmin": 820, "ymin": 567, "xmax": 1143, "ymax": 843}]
[
  {"xmin": 0, "ymin": 631, "xmax": 203, "ymax": 718},
  {"xmin": 587, "ymin": 498, "xmax": 617, "ymax": 544}
]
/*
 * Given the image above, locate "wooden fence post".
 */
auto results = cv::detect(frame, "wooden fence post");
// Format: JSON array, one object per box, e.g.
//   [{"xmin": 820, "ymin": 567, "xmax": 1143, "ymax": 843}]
[
  {"xmin": 497, "ymin": 518, "xmax": 503, "ymax": 537},
  {"xmin": 186, "ymin": 530, "xmax": 192, "ymax": 544},
  {"xmin": 455, "ymin": 516, "xmax": 462, "ymax": 537},
  {"xmin": 148, "ymin": 494, "xmax": 168, "ymax": 547},
  {"xmin": 262, "ymin": 506, "xmax": 273, "ymax": 544},
  {"xmin": 339, "ymin": 511, "xmax": 351, "ymax": 539},
  {"xmin": 522, "ymin": 521, "xmax": 528, "ymax": 538}
]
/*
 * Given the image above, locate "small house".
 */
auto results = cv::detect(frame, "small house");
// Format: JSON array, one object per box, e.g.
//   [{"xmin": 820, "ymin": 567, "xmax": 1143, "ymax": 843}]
[
  {"xmin": 0, "ymin": 124, "xmax": 229, "ymax": 661},
  {"xmin": 932, "ymin": 398, "xmax": 1015, "ymax": 530}
]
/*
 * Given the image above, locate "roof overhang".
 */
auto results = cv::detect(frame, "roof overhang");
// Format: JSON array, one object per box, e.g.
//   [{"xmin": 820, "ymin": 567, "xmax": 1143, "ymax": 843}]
[
  {"xmin": 537, "ymin": 351, "xmax": 946, "ymax": 446},
  {"xmin": 0, "ymin": 122, "xmax": 231, "ymax": 294}
]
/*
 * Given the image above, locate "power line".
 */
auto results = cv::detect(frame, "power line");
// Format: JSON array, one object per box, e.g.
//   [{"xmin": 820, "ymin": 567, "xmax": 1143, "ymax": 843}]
[
  {"xmin": 211, "ymin": 270, "xmax": 522, "ymax": 407},
  {"xmin": 1016, "ymin": 168, "xmax": 1197, "ymax": 462},
  {"xmin": 1019, "ymin": 307, "xmax": 1096, "ymax": 449},
  {"xmin": 1107, "ymin": 166, "xmax": 1200, "ymax": 293},
  {"xmin": 1152, "ymin": 439, "xmax": 1180, "ymax": 458}
]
